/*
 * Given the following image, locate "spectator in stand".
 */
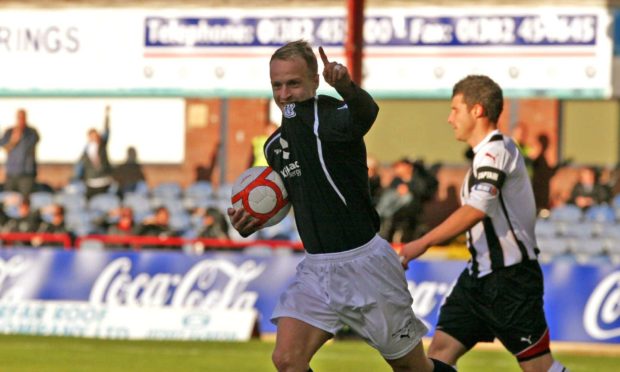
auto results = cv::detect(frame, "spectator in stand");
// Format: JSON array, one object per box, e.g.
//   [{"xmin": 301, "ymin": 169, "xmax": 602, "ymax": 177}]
[
  {"xmin": 99, "ymin": 206, "xmax": 137, "ymax": 237},
  {"xmin": 196, "ymin": 207, "xmax": 229, "ymax": 240},
  {"xmin": 377, "ymin": 157, "xmax": 438, "ymax": 243},
  {"xmin": 113, "ymin": 146, "xmax": 146, "ymax": 197},
  {"xmin": 569, "ymin": 166, "xmax": 611, "ymax": 209},
  {"xmin": 0, "ymin": 109, "xmax": 40, "ymax": 198},
  {"xmin": 33, "ymin": 204, "xmax": 72, "ymax": 247},
  {"xmin": 509, "ymin": 121, "xmax": 534, "ymax": 179},
  {"xmin": 2, "ymin": 199, "xmax": 41, "ymax": 246},
  {"xmin": 37, "ymin": 204, "xmax": 68, "ymax": 234},
  {"xmin": 135, "ymin": 206, "xmax": 178, "ymax": 249},
  {"xmin": 76, "ymin": 106, "xmax": 114, "ymax": 200},
  {"xmin": 366, "ymin": 154, "xmax": 384, "ymax": 208}
]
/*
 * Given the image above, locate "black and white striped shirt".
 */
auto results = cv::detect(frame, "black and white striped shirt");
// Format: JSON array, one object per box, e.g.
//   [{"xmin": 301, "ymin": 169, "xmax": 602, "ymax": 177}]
[
  {"xmin": 462, "ymin": 130, "xmax": 539, "ymax": 278},
  {"xmin": 265, "ymin": 84, "xmax": 380, "ymax": 254}
]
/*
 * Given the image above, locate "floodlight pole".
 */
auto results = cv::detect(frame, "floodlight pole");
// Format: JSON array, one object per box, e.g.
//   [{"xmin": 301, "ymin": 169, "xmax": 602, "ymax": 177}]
[{"xmin": 346, "ymin": 0, "xmax": 364, "ymax": 86}]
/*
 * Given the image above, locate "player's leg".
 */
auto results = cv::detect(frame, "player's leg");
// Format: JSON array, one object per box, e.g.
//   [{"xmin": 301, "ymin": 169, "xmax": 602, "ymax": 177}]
[
  {"xmin": 426, "ymin": 270, "xmax": 493, "ymax": 367},
  {"xmin": 492, "ymin": 261, "xmax": 568, "ymax": 372},
  {"xmin": 272, "ymin": 317, "xmax": 332, "ymax": 372},
  {"xmin": 384, "ymin": 341, "xmax": 432, "ymax": 372},
  {"xmin": 427, "ymin": 330, "xmax": 468, "ymax": 366}
]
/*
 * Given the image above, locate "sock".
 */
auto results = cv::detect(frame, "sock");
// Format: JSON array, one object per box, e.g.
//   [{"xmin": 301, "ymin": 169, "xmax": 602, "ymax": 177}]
[
  {"xmin": 548, "ymin": 360, "xmax": 568, "ymax": 372},
  {"xmin": 431, "ymin": 358, "xmax": 457, "ymax": 371}
]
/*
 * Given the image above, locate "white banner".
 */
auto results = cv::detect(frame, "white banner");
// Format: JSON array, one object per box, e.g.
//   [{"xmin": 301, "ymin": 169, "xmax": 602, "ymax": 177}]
[
  {"xmin": 0, "ymin": 6, "xmax": 613, "ymax": 98},
  {"xmin": 0, "ymin": 300, "xmax": 257, "ymax": 341}
]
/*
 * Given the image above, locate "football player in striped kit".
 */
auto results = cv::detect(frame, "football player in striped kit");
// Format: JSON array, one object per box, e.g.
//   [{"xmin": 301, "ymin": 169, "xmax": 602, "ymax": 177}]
[{"xmin": 400, "ymin": 75, "xmax": 568, "ymax": 372}]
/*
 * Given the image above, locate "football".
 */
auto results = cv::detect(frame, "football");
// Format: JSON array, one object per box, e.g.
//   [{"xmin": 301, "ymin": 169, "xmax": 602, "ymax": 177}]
[{"xmin": 231, "ymin": 166, "xmax": 291, "ymax": 228}]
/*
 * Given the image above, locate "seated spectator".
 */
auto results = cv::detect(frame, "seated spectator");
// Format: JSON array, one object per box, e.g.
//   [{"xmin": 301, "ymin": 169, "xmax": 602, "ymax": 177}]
[
  {"xmin": 366, "ymin": 155, "xmax": 384, "ymax": 207},
  {"xmin": 376, "ymin": 157, "xmax": 438, "ymax": 243},
  {"xmin": 37, "ymin": 204, "xmax": 69, "ymax": 234},
  {"xmin": 135, "ymin": 207, "xmax": 178, "ymax": 248},
  {"xmin": 196, "ymin": 207, "xmax": 229, "ymax": 240},
  {"xmin": 113, "ymin": 147, "xmax": 146, "ymax": 197},
  {"xmin": 33, "ymin": 204, "xmax": 73, "ymax": 247},
  {"xmin": 2, "ymin": 199, "xmax": 41, "ymax": 246},
  {"xmin": 2, "ymin": 199, "xmax": 40, "ymax": 234},
  {"xmin": 569, "ymin": 166, "xmax": 611, "ymax": 209},
  {"xmin": 99, "ymin": 206, "xmax": 137, "ymax": 237}
]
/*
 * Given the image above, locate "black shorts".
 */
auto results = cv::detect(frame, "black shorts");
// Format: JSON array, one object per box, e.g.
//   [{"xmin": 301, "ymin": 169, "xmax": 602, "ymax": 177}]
[{"xmin": 436, "ymin": 260, "xmax": 550, "ymax": 360}]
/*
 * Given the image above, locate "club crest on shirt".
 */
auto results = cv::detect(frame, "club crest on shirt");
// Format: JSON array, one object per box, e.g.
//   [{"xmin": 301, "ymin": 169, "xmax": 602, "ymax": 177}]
[{"xmin": 283, "ymin": 103, "xmax": 296, "ymax": 118}]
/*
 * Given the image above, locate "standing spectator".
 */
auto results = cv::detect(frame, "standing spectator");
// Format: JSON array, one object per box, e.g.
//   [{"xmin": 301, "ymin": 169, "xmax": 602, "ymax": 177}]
[
  {"xmin": 113, "ymin": 146, "xmax": 146, "ymax": 197},
  {"xmin": 77, "ymin": 106, "xmax": 113, "ymax": 200},
  {"xmin": 0, "ymin": 109, "xmax": 40, "ymax": 198},
  {"xmin": 569, "ymin": 166, "xmax": 611, "ymax": 209}
]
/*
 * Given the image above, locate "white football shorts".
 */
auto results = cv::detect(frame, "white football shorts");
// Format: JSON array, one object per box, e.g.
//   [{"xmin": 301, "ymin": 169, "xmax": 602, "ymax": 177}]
[{"xmin": 271, "ymin": 234, "xmax": 428, "ymax": 360}]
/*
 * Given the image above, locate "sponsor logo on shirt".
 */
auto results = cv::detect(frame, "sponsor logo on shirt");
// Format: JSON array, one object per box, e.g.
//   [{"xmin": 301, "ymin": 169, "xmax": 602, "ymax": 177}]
[{"xmin": 280, "ymin": 161, "xmax": 301, "ymax": 178}]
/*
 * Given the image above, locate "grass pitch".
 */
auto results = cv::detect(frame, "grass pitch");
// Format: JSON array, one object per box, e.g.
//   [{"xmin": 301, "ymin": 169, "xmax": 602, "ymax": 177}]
[{"xmin": 0, "ymin": 335, "xmax": 618, "ymax": 371}]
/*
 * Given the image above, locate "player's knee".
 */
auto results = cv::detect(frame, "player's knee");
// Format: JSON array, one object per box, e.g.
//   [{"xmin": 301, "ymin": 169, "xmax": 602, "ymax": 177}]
[{"xmin": 272, "ymin": 348, "xmax": 306, "ymax": 372}]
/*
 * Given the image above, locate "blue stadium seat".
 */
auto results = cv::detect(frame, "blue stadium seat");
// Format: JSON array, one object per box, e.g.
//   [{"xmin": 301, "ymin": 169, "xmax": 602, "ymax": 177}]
[
  {"xmin": 571, "ymin": 237, "xmax": 607, "ymax": 256},
  {"xmin": 54, "ymin": 192, "xmax": 87, "ymax": 212},
  {"xmin": 88, "ymin": 193, "xmax": 121, "ymax": 214},
  {"xmin": 214, "ymin": 183, "xmax": 233, "ymax": 201},
  {"xmin": 549, "ymin": 204, "xmax": 582, "ymax": 223},
  {"xmin": 29, "ymin": 191, "xmax": 55, "ymax": 211},
  {"xmin": 534, "ymin": 219, "xmax": 557, "ymax": 239},
  {"xmin": 584, "ymin": 204, "xmax": 616, "ymax": 224},
  {"xmin": 123, "ymin": 193, "xmax": 151, "ymax": 214},
  {"xmin": 537, "ymin": 236, "xmax": 570, "ymax": 258},
  {"xmin": 152, "ymin": 182, "xmax": 183, "ymax": 199},
  {"xmin": 169, "ymin": 211, "xmax": 192, "ymax": 233},
  {"xmin": 185, "ymin": 181, "xmax": 213, "ymax": 200}
]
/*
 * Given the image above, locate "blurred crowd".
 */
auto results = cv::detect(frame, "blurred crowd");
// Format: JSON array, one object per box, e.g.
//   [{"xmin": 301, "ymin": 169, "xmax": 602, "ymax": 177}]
[{"xmin": 1, "ymin": 107, "xmax": 619, "ymax": 250}]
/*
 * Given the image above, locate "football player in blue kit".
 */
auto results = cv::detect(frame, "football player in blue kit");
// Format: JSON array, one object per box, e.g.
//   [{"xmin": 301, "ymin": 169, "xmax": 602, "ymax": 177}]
[{"xmin": 228, "ymin": 40, "xmax": 455, "ymax": 372}]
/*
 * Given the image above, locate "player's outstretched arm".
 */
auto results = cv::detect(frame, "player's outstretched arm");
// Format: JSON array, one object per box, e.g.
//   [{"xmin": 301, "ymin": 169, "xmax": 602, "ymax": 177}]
[
  {"xmin": 400, "ymin": 205, "xmax": 485, "ymax": 269},
  {"xmin": 227, "ymin": 207, "xmax": 262, "ymax": 237}
]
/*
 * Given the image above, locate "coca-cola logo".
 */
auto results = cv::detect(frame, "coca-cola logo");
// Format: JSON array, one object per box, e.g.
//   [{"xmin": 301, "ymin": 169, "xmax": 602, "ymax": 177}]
[
  {"xmin": 0, "ymin": 255, "xmax": 30, "ymax": 300},
  {"xmin": 583, "ymin": 271, "xmax": 620, "ymax": 340},
  {"xmin": 89, "ymin": 258, "xmax": 266, "ymax": 310}
]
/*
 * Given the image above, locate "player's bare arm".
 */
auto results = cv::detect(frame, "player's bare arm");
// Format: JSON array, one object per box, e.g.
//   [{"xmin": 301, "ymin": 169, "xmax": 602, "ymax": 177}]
[{"xmin": 400, "ymin": 205, "xmax": 485, "ymax": 269}]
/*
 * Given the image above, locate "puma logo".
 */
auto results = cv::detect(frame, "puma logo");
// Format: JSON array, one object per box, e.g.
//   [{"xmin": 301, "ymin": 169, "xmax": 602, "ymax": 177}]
[
  {"xmin": 520, "ymin": 335, "xmax": 532, "ymax": 345},
  {"xmin": 484, "ymin": 152, "xmax": 496, "ymax": 161}
]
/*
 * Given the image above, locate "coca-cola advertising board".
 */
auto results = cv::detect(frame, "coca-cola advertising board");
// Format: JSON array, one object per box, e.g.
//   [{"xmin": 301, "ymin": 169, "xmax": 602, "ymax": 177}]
[{"xmin": 0, "ymin": 248, "xmax": 618, "ymax": 343}]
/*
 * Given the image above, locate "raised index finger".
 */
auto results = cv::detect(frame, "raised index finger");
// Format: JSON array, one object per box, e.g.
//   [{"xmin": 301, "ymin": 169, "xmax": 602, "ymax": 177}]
[{"xmin": 318, "ymin": 46, "xmax": 330, "ymax": 65}]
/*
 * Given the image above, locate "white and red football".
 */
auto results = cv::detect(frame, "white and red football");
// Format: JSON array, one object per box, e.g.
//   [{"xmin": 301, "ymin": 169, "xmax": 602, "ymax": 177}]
[{"xmin": 231, "ymin": 166, "xmax": 291, "ymax": 227}]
